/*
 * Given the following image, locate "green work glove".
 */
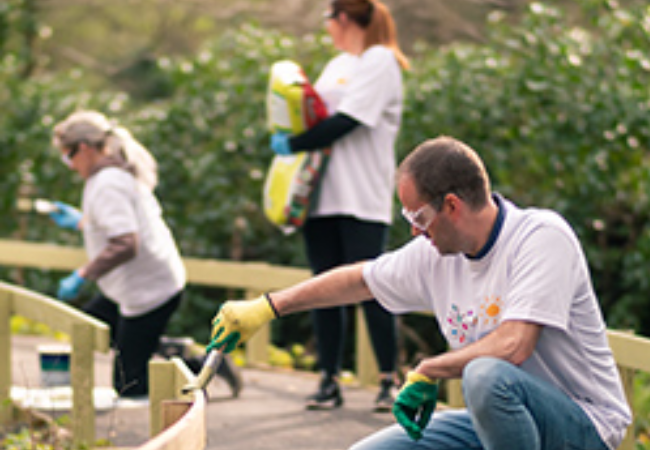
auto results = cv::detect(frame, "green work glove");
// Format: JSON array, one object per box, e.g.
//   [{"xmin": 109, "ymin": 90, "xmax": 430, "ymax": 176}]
[
  {"xmin": 392, "ymin": 371, "xmax": 439, "ymax": 441},
  {"xmin": 207, "ymin": 294, "xmax": 278, "ymax": 353}
]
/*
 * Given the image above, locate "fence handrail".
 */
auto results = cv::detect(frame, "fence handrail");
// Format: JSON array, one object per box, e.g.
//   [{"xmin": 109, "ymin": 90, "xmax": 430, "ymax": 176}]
[
  {"xmin": 0, "ymin": 280, "xmax": 110, "ymax": 447},
  {"xmin": 0, "ymin": 238, "xmax": 315, "ymax": 387},
  {"xmin": 607, "ymin": 329, "xmax": 650, "ymax": 372},
  {"xmin": 0, "ymin": 281, "xmax": 110, "ymax": 351},
  {"xmin": 0, "ymin": 279, "xmax": 205, "ymax": 450},
  {"xmin": 0, "ymin": 238, "xmax": 311, "ymax": 290}
]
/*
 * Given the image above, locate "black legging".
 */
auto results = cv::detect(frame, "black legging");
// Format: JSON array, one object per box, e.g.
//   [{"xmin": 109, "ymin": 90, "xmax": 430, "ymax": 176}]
[
  {"xmin": 83, "ymin": 290, "xmax": 183, "ymax": 397},
  {"xmin": 303, "ymin": 216, "xmax": 397, "ymax": 378}
]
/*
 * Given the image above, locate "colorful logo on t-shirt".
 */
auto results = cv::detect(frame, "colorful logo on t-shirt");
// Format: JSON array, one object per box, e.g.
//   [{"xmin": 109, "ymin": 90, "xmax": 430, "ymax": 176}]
[
  {"xmin": 446, "ymin": 304, "xmax": 478, "ymax": 345},
  {"xmin": 479, "ymin": 296, "xmax": 503, "ymax": 326}
]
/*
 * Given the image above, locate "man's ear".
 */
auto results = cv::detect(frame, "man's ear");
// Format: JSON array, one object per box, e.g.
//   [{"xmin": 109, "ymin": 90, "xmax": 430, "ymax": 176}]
[{"xmin": 443, "ymin": 193, "xmax": 462, "ymax": 218}]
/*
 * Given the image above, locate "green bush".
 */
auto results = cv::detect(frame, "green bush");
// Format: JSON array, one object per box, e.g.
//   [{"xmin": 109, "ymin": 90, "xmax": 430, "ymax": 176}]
[{"xmin": 131, "ymin": 24, "xmax": 335, "ymax": 264}]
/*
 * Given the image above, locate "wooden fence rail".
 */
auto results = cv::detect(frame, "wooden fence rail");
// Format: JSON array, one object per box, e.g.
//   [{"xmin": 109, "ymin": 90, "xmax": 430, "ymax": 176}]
[
  {"xmin": 1, "ymin": 239, "xmax": 649, "ymax": 450},
  {"xmin": 0, "ymin": 281, "xmax": 110, "ymax": 447},
  {"xmin": 0, "ymin": 280, "xmax": 206, "ymax": 450},
  {"xmin": 0, "ymin": 238, "xmax": 314, "ymax": 379}
]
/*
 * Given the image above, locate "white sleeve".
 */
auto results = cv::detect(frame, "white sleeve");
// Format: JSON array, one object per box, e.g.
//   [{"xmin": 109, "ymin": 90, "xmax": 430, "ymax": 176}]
[
  {"xmin": 337, "ymin": 47, "xmax": 399, "ymax": 128},
  {"xmin": 502, "ymin": 225, "xmax": 579, "ymax": 331},
  {"xmin": 363, "ymin": 238, "xmax": 433, "ymax": 313},
  {"xmin": 88, "ymin": 174, "xmax": 139, "ymax": 238}
]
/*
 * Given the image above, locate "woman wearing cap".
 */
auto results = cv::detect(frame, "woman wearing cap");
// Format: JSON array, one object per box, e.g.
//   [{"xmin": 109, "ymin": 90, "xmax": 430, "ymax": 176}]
[
  {"xmin": 270, "ymin": 0, "xmax": 409, "ymax": 411},
  {"xmin": 48, "ymin": 110, "xmax": 245, "ymax": 398}
]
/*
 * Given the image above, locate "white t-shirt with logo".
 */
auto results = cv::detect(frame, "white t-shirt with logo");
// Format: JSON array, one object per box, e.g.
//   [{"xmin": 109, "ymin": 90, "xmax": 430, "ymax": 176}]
[
  {"xmin": 82, "ymin": 167, "xmax": 186, "ymax": 317},
  {"xmin": 310, "ymin": 45, "xmax": 403, "ymax": 224},
  {"xmin": 363, "ymin": 197, "xmax": 631, "ymax": 449}
]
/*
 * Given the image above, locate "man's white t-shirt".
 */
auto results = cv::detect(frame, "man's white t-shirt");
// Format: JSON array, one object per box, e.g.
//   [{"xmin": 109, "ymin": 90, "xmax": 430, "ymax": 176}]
[
  {"xmin": 363, "ymin": 196, "xmax": 631, "ymax": 449},
  {"xmin": 82, "ymin": 167, "xmax": 186, "ymax": 317},
  {"xmin": 311, "ymin": 45, "xmax": 403, "ymax": 224}
]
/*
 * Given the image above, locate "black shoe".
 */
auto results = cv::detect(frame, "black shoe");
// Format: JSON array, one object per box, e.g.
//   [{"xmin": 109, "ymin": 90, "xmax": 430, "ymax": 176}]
[
  {"xmin": 306, "ymin": 376, "xmax": 343, "ymax": 410},
  {"xmin": 216, "ymin": 354, "xmax": 243, "ymax": 398},
  {"xmin": 374, "ymin": 378, "xmax": 395, "ymax": 412},
  {"xmin": 158, "ymin": 336, "xmax": 195, "ymax": 360}
]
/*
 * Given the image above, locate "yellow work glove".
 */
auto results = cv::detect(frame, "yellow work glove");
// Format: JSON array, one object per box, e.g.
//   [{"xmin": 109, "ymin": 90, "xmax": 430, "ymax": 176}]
[
  {"xmin": 392, "ymin": 371, "xmax": 439, "ymax": 441},
  {"xmin": 207, "ymin": 294, "xmax": 279, "ymax": 353}
]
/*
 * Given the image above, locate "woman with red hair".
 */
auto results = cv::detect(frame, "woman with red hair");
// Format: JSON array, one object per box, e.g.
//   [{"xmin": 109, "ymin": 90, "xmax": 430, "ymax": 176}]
[{"xmin": 270, "ymin": 0, "xmax": 409, "ymax": 411}]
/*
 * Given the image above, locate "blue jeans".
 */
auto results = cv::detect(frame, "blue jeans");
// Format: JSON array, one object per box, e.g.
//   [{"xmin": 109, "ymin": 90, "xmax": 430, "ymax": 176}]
[{"xmin": 350, "ymin": 357, "xmax": 608, "ymax": 450}]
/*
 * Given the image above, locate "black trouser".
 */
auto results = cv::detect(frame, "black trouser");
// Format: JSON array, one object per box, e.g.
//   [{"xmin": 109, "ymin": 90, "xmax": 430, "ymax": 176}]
[
  {"xmin": 303, "ymin": 216, "xmax": 397, "ymax": 378},
  {"xmin": 83, "ymin": 290, "xmax": 183, "ymax": 397}
]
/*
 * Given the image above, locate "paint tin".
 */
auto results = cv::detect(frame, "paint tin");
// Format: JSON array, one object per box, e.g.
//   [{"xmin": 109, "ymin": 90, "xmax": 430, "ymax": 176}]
[{"xmin": 38, "ymin": 345, "xmax": 71, "ymax": 387}]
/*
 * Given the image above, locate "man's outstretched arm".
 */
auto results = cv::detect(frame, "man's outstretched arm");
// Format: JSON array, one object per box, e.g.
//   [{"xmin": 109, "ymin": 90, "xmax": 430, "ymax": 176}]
[
  {"xmin": 209, "ymin": 262, "xmax": 372, "ymax": 352},
  {"xmin": 273, "ymin": 262, "xmax": 372, "ymax": 315}
]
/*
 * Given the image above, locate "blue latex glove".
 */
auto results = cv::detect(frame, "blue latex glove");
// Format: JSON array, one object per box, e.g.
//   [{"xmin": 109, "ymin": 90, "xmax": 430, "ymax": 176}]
[
  {"xmin": 57, "ymin": 270, "xmax": 86, "ymax": 301},
  {"xmin": 270, "ymin": 132, "xmax": 293, "ymax": 156},
  {"xmin": 49, "ymin": 201, "xmax": 82, "ymax": 230},
  {"xmin": 392, "ymin": 371, "xmax": 439, "ymax": 441}
]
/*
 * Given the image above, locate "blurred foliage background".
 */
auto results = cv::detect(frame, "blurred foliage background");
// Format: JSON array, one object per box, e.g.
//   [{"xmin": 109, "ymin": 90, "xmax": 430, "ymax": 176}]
[
  {"xmin": 2, "ymin": 0, "xmax": 650, "ymax": 422},
  {"xmin": 3, "ymin": 0, "xmax": 650, "ymax": 444}
]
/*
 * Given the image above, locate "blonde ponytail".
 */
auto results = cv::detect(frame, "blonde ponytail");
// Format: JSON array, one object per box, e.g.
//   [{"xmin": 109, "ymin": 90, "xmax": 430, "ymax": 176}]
[{"xmin": 108, "ymin": 127, "xmax": 158, "ymax": 191}]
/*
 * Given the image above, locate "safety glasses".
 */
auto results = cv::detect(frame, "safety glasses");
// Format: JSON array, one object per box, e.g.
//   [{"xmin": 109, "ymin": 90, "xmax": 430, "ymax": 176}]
[
  {"xmin": 60, "ymin": 142, "xmax": 81, "ymax": 168},
  {"xmin": 67, "ymin": 143, "xmax": 81, "ymax": 159},
  {"xmin": 322, "ymin": 9, "xmax": 340, "ymax": 20},
  {"xmin": 401, "ymin": 203, "xmax": 437, "ymax": 232}
]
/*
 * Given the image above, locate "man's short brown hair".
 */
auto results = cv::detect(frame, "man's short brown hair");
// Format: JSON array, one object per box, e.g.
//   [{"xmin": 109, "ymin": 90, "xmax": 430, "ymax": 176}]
[{"xmin": 398, "ymin": 136, "xmax": 491, "ymax": 211}]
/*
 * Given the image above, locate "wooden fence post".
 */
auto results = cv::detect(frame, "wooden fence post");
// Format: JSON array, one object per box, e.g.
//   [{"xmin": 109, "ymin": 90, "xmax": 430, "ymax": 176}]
[
  {"xmin": 0, "ymin": 291, "xmax": 11, "ymax": 423},
  {"xmin": 244, "ymin": 290, "xmax": 268, "ymax": 367},
  {"xmin": 355, "ymin": 305, "xmax": 378, "ymax": 387},
  {"xmin": 617, "ymin": 365, "xmax": 635, "ymax": 450},
  {"xmin": 445, "ymin": 379, "xmax": 465, "ymax": 408},
  {"xmin": 71, "ymin": 322, "xmax": 95, "ymax": 446},
  {"xmin": 150, "ymin": 360, "xmax": 175, "ymax": 437},
  {"xmin": 149, "ymin": 358, "xmax": 196, "ymax": 438}
]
